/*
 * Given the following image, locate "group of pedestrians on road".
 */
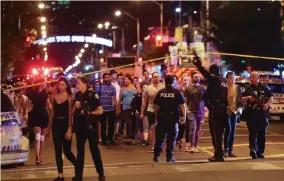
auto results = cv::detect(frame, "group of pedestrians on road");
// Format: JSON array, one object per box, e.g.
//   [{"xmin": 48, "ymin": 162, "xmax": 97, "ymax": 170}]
[{"xmin": 7, "ymin": 54, "xmax": 274, "ymax": 180}]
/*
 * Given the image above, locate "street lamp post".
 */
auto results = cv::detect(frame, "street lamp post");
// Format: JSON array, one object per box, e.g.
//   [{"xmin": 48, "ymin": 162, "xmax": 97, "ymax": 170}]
[
  {"xmin": 98, "ymin": 22, "xmax": 125, "ymax": 55},
  {"xmin": 115, "ymin": 10, "xmax": 140, "ymax": 56},
  {"xmin": 152, "ymin": 1, "xmax": 163, "ymax": 41}
]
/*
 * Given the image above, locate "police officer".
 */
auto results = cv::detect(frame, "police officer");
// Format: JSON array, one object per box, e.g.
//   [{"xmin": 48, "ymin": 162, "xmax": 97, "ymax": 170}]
[
  {"xmin": 192, "ymin": 52, "xmax": 228, "ymax": 162},
  {"xmin": 241, "ymin": 71, "xmax": 274, "ymax": 159},
  {"xmin": 153, "ymin": 75, "xmax": 186, "ymax": 162},
  {"xmin": 73, "ymin": 77, "xmax": 105, "ymax": 181}
]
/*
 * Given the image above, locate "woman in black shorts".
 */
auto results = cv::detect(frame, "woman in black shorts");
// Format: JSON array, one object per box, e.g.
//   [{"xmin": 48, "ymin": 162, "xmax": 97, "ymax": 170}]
[{"xmin": 28, "ymin": 77, "xmax": 52, "ymax": 165}]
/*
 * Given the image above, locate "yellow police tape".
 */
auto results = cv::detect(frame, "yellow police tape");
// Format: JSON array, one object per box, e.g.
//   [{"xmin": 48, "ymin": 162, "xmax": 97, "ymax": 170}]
[
  {"xmin": 4, "ymin": 51, "xmax": 284, "ymax": 92},
  {"xmin": 4, "ymin": 56, "xmax": 169, "ymax": 92},
  {"xmin": 208, "ymin": 52, "xmax": 284, "ymax": 61}
]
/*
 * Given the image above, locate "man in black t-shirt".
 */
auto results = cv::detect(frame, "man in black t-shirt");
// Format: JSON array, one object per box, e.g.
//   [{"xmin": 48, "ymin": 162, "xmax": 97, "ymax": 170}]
[{"xmin": 153, "ymin": 75, "xmax": 186, "ymax": 163}]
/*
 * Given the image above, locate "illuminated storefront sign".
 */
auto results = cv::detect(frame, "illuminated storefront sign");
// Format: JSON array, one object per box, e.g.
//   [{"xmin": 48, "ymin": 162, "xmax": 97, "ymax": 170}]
[{"xmin": 33, "ymin": 35, "xmax": 113, "ymax": 47}]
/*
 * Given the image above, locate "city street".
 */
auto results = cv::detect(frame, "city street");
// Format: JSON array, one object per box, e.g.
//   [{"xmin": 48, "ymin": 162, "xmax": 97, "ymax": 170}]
[{"xmin": 2, "ymin": 120, "xmax": 284, "ymax": 181}]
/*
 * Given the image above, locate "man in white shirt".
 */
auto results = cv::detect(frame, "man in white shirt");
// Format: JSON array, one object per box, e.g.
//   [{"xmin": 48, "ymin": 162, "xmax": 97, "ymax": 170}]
[
  {"xmin": 110, "ymin": 70, "xmax": 122, "ymax": 137},
  {"xmin": 141, "ymin": 72, "xmax": 164, "ymax": 149}
]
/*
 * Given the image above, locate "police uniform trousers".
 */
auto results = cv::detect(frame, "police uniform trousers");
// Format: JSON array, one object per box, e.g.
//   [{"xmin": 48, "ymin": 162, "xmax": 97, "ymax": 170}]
[
  {"xmin": 75, "ymin": 117, "xmax": 104, "ymax": 181},
  {"xmin": 246, "ymin": 109, "xmax": 268, "ymax": 154},
  {"xmin": 208, "ymin": 104, "xmax": 228, "ymax": 158},
  {"xmin": 154, "ymin": 113, "xmax": 179, "ymax": 159}
]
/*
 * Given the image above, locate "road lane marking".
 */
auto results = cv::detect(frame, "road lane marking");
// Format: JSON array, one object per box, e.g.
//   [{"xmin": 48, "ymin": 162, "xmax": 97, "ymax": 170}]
[
  {"xmin": 199, "ymin": 134, "xmax": 282, "ymax": 140},
  {"xmin": 202, "ymin": 128, "xmax": 248, "ymax": 131},
  {"xmin": 0, "ymin": 160, "xmax": 208, "ymax": 173},
  {"xmin": 199, "ymin": 142, "xmax": 284, "ymax": 150}
]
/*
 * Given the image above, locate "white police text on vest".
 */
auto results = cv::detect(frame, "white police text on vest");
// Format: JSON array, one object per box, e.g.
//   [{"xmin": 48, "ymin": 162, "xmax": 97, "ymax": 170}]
[
  {"xmin": 160, "ymin": 93, "xmax": 175, "ymax": 98},
  {"xmin": 221, "ymin": 82, "xmax": 227, "ymax": 88}
]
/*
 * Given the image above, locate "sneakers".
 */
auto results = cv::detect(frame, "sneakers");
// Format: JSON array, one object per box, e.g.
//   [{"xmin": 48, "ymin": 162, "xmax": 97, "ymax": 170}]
[
  {"xmin": 153, "ymin": 156, "xmax": 160, "ymax": 162},
  {"xmin": 140, "ymin": 140, "xmax": 150, "ymax": 146},
  {"xmin": 257, "ymin": 152, "xmax": 265, "ymax": 159},
  {"xmin": 189, "ymin": 147, "xmax": 195, "ymax": 153},
  {"xmin": 194, "ymin": 147, "xmax": 200, "ymax": 153},
  {"xmin": 250, "ymin": 150, "xmax": 258, "ymax": 159},
  {"xmin": 53, "ymin": 177, "xmax": 64, "ymax": 181},
  {"xmin": 166, "ymin": 157, "xmax": 176, "ymax": 163},
  {"xmin": 228, "ymin": 152, "xmax": 236, "ymax": 157},
  {"xmin": 224, "ymin": 151, "xmax": 229, "ymax": 157},
  {"xmin": 208, "ymin": 156, "xmax": 225, "ymax": 162}
]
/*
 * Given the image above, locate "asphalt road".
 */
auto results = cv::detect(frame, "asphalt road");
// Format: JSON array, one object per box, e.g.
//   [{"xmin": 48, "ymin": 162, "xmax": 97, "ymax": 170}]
[{"xmin": 1, "ymin": 120, "xmax": 284, "ymax": 181}]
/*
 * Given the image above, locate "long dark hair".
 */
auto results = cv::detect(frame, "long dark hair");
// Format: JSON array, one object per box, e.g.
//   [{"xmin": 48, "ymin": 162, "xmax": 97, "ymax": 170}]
[
  {"xmin": 57, "ymin": 76, "xmax": 72, "ymax": 95},
  {"xmin": 124, "ymin": 74, "xmax": 133, "ymax": 84}
]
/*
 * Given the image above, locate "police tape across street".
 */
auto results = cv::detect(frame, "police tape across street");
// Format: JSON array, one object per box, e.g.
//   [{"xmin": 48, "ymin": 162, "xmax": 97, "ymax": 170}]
[{"xmin": 4, "ymin": 51, "xmax": 284, "ymax": 93}]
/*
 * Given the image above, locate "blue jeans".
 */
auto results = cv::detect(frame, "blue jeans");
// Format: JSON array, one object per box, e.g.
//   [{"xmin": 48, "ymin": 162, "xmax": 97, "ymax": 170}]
[{"xmin": 224, "ymin": 113, "xmax": 238, "ymax": 152}]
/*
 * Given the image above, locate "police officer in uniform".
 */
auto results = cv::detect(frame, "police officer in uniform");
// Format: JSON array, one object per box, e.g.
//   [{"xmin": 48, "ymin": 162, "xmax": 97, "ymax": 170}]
[
  {"xmin": 73, "ymin": 77, "xmax": 105, "ymax": 181},
  {"xmin": 193, "ymin": 52, "xmax": 228, "ymax": 162},
  {"xmin": 241, "ymin": 71, "xmax": 274, "ymax": 159},
  {"xmin": 153, "ymin": 75, "xmax": 186, "ymax": 162}
]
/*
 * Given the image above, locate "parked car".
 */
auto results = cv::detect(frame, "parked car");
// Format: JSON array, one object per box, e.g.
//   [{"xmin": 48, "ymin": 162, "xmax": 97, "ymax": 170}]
[{"xmin": 1, "ymin": 90, "xmax": 29, "ymax": 166}]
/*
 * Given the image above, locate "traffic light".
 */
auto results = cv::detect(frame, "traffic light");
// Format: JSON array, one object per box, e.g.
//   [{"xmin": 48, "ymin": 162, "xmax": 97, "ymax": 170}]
[
  {"xmin": 155, "ymin": 35, "xmax": 163, "ymax": 47},
  {"xmin": 25, "ymin": 36, "xmax": 31, "ymax": 48}
]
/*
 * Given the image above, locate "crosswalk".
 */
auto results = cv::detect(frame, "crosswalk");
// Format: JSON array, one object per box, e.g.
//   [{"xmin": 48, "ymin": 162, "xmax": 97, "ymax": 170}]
[{"xmin": 2, "ymin": 160, "xmax": 284, "ymax": 180}]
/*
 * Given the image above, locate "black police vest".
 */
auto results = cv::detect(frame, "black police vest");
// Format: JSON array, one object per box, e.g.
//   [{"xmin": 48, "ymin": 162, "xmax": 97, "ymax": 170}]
[{"xmin": 158, "ymin": 89, "xmax": 180, "ymax": 116}]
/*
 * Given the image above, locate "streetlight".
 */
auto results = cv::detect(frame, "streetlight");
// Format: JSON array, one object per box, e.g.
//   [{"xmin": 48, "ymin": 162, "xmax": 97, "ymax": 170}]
[
  {"xmin": 78, "ymin": 53, "xmax": 82, "ymax": 57},
  {"xmin": 115, "ymin": 11, "xmax": 121, "ymax": 16},
  {"xmin": 40, "ymin": 17, "xmax": 46, "ymax": 23},
  {"xmin": 105, "ymin": 22, "xmax": 110, "ymax": 27},
  {"xmin": 38, "ymin": 3, "xmax": 45, "ymax": 9},
  {"xmin": 99, "ymin": 50, "xmax": 103, "ymax": 54},
  {"xmin": 41, "ymin": 25, "xmax": 46, "ymax": 30},
  {"xmin": 115, "ymin": 10, "xmax": 140, "ymax": 56},
  {"xmin": 98, "ymin": 23, "xmax": 103, "ymax": 29},
  {"xmin": 43, "ymin": 47, "xmax": 47, "ymax": 51},
  {"xmin": 84, "ymin": 44, "xmax": 89, "ymax": 48},
  {"xmin": 151, "ymin": 1, "xmax": 163, "ymax": 46},
  {"xmin": 175, "ymin": 7, "xmax": 181, "ymax": 13},
  {"xmin": 193, "ymin": 10, "xmax": 198, "ymax": 14},
  {"xmin": 80, "ymin": 49, "xmax": 85, "ymax": 53}
]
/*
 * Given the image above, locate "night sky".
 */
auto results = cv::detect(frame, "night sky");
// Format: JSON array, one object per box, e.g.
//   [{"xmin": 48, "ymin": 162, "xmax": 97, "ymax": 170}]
[{"xmin": 23, "ymin": 1, "xmax": 283, "ymax": 71}]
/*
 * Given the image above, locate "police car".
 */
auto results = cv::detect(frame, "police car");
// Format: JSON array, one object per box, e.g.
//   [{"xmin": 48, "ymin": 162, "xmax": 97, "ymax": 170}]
[{"xmin": 1, "ymin": 90, "xmax": 29, "ymax": 166}]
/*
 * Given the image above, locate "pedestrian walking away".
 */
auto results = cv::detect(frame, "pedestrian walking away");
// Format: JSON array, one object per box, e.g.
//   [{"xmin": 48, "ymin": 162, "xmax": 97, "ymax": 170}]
[
  {"xmin": 46, "ymin": 77, "xmax": 76, "ymax": 181},
  {"xmin": 193, "ymin": 52, "xmax": 228, "ymax": 162},
  {"xmin": 241, "ymin": 71, "xmax": 274, "ymax": 159},
  {"xmin": 153, "ymin": 75, "xmax": 186, "ymax": 163},
  {"xmin": 73, "ymin": 77, "xmax": 105, "ymax": 181}
]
